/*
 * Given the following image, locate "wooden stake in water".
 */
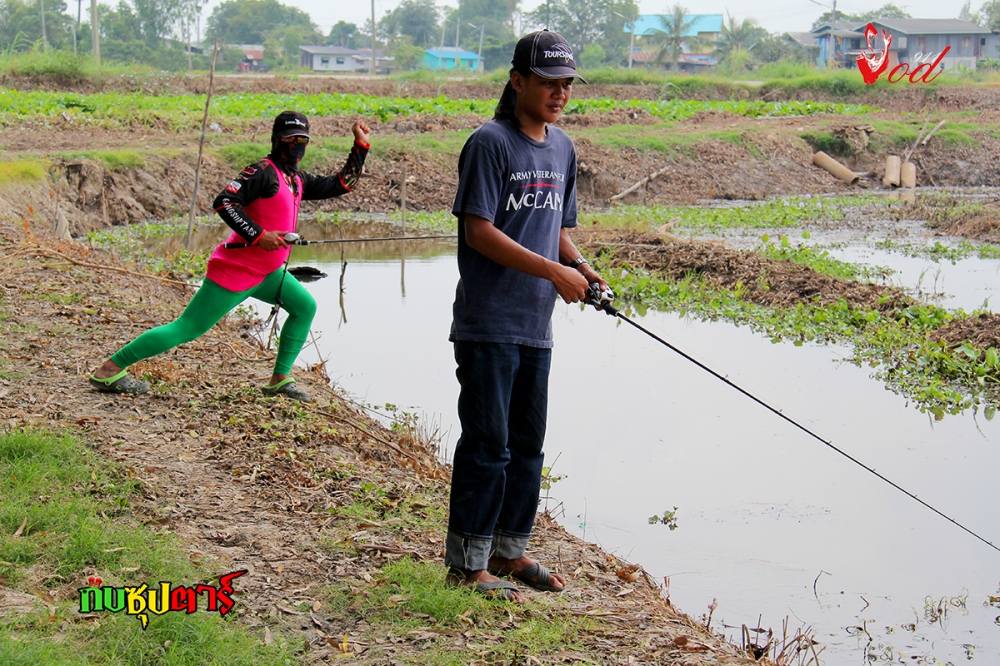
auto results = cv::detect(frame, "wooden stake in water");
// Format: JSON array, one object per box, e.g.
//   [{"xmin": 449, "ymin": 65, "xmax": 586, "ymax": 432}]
[
  {"xmin": 186, "ymin": 41, "xmax": 220, "ymax": 250},
  {"xmin": 400, "ymin": 163, "xmax": 407, "ymax": 298}
]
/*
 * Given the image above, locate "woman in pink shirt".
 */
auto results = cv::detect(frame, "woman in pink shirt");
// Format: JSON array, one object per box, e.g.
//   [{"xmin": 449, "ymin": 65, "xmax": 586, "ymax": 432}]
[{"xmin": 89, "ymin": 111, "xmax": 370, "ymax": 402}]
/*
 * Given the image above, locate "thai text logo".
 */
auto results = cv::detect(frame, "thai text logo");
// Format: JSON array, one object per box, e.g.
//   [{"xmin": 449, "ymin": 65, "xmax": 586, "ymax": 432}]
[{"xmin": 77, "ymin": 570, "xmax": 248, "ymax": 629}]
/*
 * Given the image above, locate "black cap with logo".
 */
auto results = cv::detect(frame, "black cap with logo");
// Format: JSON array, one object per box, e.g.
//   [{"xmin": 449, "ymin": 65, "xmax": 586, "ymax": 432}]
[
  {"xmin": 271, "ymin": 111, "xmax": 310, "ymax": 140},
  {"xmin": 512, "ymin": 30, "xmax": 587, "ymax": 83}
]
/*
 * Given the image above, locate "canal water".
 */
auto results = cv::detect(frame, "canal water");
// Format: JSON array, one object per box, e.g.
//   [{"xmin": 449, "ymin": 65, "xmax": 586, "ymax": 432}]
[{"xmin": 269, "ymin": 233, "xmax": 1000, "ymax": 664}]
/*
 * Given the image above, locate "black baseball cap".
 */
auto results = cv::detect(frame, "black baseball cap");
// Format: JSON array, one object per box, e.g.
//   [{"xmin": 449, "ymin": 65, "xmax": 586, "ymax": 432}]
[
  {"xmin": 272, "ymin": 111, "xmax": 310, "ymax": 139},
  {"xmin": 512, "ymin": 30, "xmax": 587, "ymax": 83}
]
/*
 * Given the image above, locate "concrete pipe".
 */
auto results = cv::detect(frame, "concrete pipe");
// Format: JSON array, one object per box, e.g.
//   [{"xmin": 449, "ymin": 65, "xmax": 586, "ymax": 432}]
[
  {"xmin": 883, "ymin": 155, "xmax": 901, "ymax": 188},
  {"xmin": 901, "ymin": 161, "xmax": 917, "ymax": 189},
  {"xmin": 812, "ymin": 151, "xmax": 859, "ymax": 185}
]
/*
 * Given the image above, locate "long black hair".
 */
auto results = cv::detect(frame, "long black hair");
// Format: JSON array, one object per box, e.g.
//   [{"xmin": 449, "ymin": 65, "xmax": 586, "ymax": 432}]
[{"xmin": 494, "ymin": 67, "xmax": 530, "ymax": 124}]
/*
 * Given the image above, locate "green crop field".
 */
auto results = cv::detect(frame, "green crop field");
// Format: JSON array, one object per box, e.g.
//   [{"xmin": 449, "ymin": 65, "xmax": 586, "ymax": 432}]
[{"xmin": 0, "ymin": 89, "xmax": 874, "ymax": 128}]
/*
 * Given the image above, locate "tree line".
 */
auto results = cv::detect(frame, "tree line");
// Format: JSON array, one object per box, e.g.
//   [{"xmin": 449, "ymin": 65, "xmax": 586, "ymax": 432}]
[{"xmin": 1, "ymin": 0, "xmax": 997, "ymax": 72}]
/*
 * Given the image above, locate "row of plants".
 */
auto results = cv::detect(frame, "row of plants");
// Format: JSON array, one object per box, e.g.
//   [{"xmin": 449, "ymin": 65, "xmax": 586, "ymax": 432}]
[{"xmin": 0, "ymin": 89, "xmax": 873, "ymax": 127}]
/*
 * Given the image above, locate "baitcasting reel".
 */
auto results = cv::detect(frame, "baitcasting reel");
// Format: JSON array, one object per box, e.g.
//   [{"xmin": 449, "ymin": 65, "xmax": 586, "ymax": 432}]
[{"xmin": 586, "ymin": 282, "xmax": 617, "ymax": 315}]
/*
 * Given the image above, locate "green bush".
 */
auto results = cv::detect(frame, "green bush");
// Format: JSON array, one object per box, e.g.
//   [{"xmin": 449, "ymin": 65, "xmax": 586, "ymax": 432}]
[{"xmin": 0, "ymin": 49, "xmax": 91, "ymax": 83}]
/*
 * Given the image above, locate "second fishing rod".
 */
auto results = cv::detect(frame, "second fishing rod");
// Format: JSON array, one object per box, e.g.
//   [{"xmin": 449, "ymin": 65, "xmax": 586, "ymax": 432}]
[{"xmin": 223, "ymin": 232, "xmax": 456, "ymax": 249}]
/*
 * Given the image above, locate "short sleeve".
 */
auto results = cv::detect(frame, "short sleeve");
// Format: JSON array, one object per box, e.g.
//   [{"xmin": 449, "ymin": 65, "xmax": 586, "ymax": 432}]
[{"xmin": 452, "ymin": 129, "xmax": 506, "ymax": 223}]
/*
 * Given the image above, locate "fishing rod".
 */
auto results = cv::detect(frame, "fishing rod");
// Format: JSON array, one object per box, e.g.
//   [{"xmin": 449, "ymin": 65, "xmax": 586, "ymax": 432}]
[
  {"xmin": 583, "ymin": 283, "xmax": 1000, "ymax": 556},
  {"xmin": 223, "ymin": 232, "xmax": 456, "ymax": 249}
]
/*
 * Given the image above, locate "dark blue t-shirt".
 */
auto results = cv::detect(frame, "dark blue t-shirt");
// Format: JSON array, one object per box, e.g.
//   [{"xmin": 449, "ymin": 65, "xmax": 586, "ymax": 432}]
[{"xmin": 450, "ymin": 118, "xmax": 578, "ymax": 348}]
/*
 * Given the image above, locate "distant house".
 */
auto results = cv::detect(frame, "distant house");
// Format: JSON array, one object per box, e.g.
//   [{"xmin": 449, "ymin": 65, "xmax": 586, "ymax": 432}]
[
  {"xmin": 625, "ymin": 13, "xmax": 724, "ymax": 70},
  {"xmin": 853, "ymin": 19, "xmax": 997, "ymax": 70},
  {"xmin": 229, "ymin": 44, "xmax": 264, "ymax": 72},
  {"xmin": 299, "ymin": 46, "xmax": 394, "ymax": 74},
  {"xmin": 813, "ymin": 18, "xmax": 997, "ymax": 70},
  {"xmin": 423, "ymin": 47, "xmax": 480, "ymax": 72},
  {"xmin": 812, "ymin": 20, "xmax": 864, "ymax": 68}
]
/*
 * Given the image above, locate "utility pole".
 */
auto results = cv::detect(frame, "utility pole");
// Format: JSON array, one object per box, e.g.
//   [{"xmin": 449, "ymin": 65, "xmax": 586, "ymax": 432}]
[
  {"xmin": 91, "ymin": 0, "xmax": 100, "ymax": 65},
  {"xmin": 74, "ymin": 0, "xmax": 81, "ymax": 55},
  {"xmin": 477, "ymin": 23, "xmax": 484, "ymax": 72},
  {"xmin": 454, "ymin": 7, "xmax": 460, "ymax": 47},
  {"xmin": 467, "ymin": 22, "xmax": 484, "ymax": 72},
  {"xmin": 370, "ymin": 0, "xmax": 376, "ymax": 75},
  {"xmin": 39, "ymin": 0, "xmax": 48, "ymax": 50},
  {"xmin": 628, "ymin": 26, "xmax": 635, "ymax": 68}
]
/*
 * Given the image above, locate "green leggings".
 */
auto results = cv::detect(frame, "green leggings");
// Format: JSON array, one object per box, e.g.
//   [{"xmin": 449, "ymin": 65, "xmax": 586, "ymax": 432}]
[{"xmin": 111, "ymin": 268, "xmax": 317, "ymax": 377}]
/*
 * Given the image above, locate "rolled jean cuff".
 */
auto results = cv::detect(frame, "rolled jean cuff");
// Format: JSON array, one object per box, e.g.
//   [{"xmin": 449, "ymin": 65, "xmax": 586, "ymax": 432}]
[
  {"xmin": 444, "ymin": 530, "xmax": 492, "ymax": 571},
  {"xmin": 491, "ymin": 531, "xmax": 529, "ymax": 560}
]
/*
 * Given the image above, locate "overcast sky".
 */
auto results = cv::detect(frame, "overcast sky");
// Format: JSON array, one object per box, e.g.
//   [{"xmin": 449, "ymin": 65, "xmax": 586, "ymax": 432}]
[{"xmin": 198, "ymin": 0, "xmax": 987, "ymax": 37}]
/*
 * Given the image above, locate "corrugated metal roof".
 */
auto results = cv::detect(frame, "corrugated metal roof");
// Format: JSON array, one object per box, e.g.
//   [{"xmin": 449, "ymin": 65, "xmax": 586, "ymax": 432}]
[
  {"xmin": 299, "ymin": 45, "xmax": 362, "ymax": 56},
  {"xmin": 812, "ymin": 20, "xmax": 860, "ymax": 34},
  {"xmin": 628, "ymin": 14, "xmax": 724, "ymax": 37},
  {"xmin": 787, "ymin": 32, "xmax": 819, "ymax": 47},
  {"xmin": 853, "ymin": 18, "xmax": 990, "ymax": 35}
]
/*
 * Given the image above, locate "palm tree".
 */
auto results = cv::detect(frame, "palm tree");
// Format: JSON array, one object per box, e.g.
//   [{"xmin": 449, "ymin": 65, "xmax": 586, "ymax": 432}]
[
  {"xmin": 650, "ymin": 4, "xmax": 696, "ymax": 71},
  {"xmin": 714, "ymin": 13, "xmax": 762, "ymax": 62}
]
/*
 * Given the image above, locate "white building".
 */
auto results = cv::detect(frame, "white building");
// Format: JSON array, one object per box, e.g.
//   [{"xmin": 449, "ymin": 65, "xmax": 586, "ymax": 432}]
[{"xmin": 299, "ymin": 46, "xmax": 393, "ymax": 73}]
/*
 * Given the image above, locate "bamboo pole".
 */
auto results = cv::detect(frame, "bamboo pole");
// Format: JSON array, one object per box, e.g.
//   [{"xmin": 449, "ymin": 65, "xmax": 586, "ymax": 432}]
[
  {"xmin": 609, "ymin": 164, "xmax": 672, "ymax": 202},
  {"xmin": 186, "ymin": 41, "xmax": 220, "ymax": 250}
]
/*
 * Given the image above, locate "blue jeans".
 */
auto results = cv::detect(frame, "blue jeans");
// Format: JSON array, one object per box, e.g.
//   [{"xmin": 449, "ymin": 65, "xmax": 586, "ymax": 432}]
[{"xmin": 445, "ymin": 341, "xmax": 552, "ymax": 572}]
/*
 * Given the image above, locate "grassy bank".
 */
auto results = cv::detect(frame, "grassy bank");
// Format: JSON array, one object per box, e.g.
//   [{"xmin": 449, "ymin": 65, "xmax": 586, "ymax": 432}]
[
  {"xmin": 0, "ymin": 429, "xmax": 299, "ymax": 665},
  {"xmin": 589, "ymin": 253, "xmax": 999, "ymax": 418}
]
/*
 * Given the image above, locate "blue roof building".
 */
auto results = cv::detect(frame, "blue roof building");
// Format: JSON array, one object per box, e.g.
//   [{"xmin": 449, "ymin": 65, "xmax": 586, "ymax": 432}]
[
  {"xmin": 624, "ymin": 13, "xmax": 724, "ymax": 70},
  {"xmin": 424, "ymin": 47, "xmax": 481, "ymax": 72},
  {"xmin": 626, "ymin": 13, "xmax": 724, "ymax": 38}
]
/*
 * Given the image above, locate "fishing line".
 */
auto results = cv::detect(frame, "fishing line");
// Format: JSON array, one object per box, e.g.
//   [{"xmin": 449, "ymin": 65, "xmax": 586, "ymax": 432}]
[{"xmin": 584, "ymin": 284, "xmax": 1000, "ymax": 555}]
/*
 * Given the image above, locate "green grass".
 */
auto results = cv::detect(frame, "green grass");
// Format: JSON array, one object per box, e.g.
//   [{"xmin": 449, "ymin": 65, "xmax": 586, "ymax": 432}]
[
  {"xmin": 800, "ymin": 130, "xmax": 853, "ymax": 157},
  {"xmin": 0, "ymin": 159, "xmax": 47, "ymax": 184},
  {"xmin": 875, "ymin": 238, "xmax": 1000, "ymax": 263},
  {"xmin": 0, "ymin": 357, "xmax": 24, "ymax": 381},
  {"xmin": 869, "ymin": 120, "xmax": 978, "ymax": 150},
  {"xmin": 57, "ymin": 149, "xmax": 147, "ymax": 170},
  {"xmin": 0, "ymin": 89, "xmax": 875, "ymax": 130},
  {"xmin": 580, "ymin": 195, "xmax": 886, "ymax": 232},
  {"xmin": 215, "ymin": 132, "xmax": 469, "ymax": 170},
  {"xmin": 575, "ymin": 123, "xmax": 747, "ymax": 154},
  {"xmin": 760, "ymin": 69, "xmax": 874, "ymax": 98},
  {"xmin": 0, "ymin": 49, "xmax": 159, "ymax": 82},
  {"xmin": 0, "ymin": 429, "xmax": 300, "ymax": 665},
  {"xmin": 321, "ymin": 481, "xmax": 448, "ymax": 552},
  {"xmin": 757, "ymin": 234, "xmax": 891, "ymax": 282},
  {"xmin": 324, "ymin": 559, "xmax": 594, "ymax": 662},
  {"xmin": 0, "ymin": 49, "xmax": 92, "ymax": 83}
]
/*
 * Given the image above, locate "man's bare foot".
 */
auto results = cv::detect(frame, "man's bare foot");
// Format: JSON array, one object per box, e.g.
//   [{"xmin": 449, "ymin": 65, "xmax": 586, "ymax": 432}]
[
  {"xmin": 488, "ymin": 555, "xmax": 565, "ymax": 592},
  {"xmin": 447, "ymin": 568, "xmax": 526, "ymax": 603}
]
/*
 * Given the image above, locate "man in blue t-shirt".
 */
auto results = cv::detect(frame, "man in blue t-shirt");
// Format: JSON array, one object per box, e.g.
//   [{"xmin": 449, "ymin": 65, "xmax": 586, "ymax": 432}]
[{"xmin": 445, "ymin": 30, "xmax": 607, "ymax": 603}]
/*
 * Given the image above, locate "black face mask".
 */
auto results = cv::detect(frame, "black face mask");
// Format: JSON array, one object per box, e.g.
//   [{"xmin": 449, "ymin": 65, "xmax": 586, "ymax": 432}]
[{"xmin": 272, "ymin": 139, "xmax": 307, "ymax": 170}]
